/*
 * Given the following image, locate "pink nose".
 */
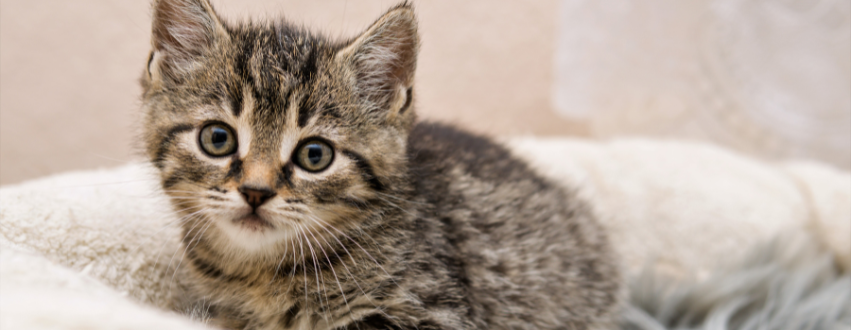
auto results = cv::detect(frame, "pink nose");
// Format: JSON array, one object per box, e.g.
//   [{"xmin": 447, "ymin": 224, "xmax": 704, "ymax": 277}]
[{"xmin": 238, "ymin": 186, "xmax": 276, "ymax": 209}]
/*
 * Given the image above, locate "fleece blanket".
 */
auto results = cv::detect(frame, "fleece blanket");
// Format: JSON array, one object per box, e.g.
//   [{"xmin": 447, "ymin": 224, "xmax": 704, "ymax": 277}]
[{"xmin": 1, "ymin": 138, "xmax": 849, "ymax": 329}]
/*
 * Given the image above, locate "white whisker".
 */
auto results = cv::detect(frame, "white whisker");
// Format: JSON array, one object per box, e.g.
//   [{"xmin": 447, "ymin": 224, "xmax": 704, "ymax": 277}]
[
  {"xmin": 296, "ymin": 222, "xmax": 331, "ymax": 322},
  {"xmin": 294, "ymin": 224, "xmax": 310, "ymax": 309},
  {"xmin": 172, "ymin": 216, "xmax": 214, "ymax": 283},
  {"xmin": 165, "ymin": 211, "xmax": 208, "ymax": 274},
  {"xmin": 153, "ymin": 208, "xmax": 206, "ymax": 267},
  {"xmin": 302, "ymin": 221, "xmax": 351, "ymax": 319}
]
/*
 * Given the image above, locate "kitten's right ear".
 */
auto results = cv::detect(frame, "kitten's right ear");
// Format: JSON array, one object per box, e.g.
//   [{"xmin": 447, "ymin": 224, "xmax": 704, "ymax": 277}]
[{"xmin": 148, "ymin": 0, "xmax": 228, "ymax": 82}]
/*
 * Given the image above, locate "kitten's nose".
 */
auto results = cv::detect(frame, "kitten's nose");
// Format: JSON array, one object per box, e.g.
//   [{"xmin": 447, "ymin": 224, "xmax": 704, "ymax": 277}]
[{"xmin": 238, "ymin": 185, "xmax": 276, "ymax": 209}]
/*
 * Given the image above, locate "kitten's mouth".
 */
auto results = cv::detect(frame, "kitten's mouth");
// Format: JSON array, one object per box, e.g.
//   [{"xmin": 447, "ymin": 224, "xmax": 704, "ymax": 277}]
[{"xmin": 233, "ymin": 213, "xmax": 273, "ymax": 231}]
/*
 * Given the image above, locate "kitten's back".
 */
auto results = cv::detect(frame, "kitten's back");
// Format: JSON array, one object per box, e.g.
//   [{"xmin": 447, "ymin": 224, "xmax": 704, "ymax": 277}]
[{"xmin": 401, "ymin": 122, "xmax": 621, "ymax": 328}]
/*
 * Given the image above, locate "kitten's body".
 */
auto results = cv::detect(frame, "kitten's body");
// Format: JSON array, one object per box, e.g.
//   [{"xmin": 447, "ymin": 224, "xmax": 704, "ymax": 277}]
[
  {"xmin": 142, "ymin": 1, "xmax": 620, "ymax": 329},
  {"xmin": 179, "ymin": 123, "xmax": 618, "ymax": 329}
]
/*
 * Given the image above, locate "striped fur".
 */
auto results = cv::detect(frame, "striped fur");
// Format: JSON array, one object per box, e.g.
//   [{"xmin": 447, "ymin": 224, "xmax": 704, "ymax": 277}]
[{"xmin": 140, "ymin": 1, "xmax": 620, "ymax": 329}]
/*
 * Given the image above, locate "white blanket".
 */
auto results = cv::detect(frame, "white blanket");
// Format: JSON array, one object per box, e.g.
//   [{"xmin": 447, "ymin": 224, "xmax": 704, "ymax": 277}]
[{"xmin": 1, "ymin": 138, "xmax": 848, "ymax": 329}]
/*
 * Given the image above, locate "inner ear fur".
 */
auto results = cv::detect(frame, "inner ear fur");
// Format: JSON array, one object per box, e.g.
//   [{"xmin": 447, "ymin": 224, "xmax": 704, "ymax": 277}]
[
  {"xmin": 336, "ymin": 4, "xmax": 419, "ymax": 120},
  {"xmin": 149, "ymin": 0, "xmax": 229, "ymax": 82}
]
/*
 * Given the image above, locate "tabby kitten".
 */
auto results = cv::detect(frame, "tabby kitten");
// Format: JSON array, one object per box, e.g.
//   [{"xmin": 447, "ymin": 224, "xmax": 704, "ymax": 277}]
[{"xmin": 141, "ymin": 0, "xmax": 620, "ymax": 329}]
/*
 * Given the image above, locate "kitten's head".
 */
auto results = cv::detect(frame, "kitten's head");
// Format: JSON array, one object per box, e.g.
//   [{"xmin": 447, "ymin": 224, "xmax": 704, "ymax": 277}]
[{"xmin": 141, "ymin": 0, "xmax": 418, "ymax": 256}]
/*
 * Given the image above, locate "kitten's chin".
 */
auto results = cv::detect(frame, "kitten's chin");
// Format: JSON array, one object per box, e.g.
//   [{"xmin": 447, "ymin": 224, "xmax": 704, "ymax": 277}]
[
  {"xmin": 215, "ymin": 213, "xmax": 291, "ymax": 253},
  {"xmin": 233, "ymin": 214, "xmax": 273, "ymax": 232}
]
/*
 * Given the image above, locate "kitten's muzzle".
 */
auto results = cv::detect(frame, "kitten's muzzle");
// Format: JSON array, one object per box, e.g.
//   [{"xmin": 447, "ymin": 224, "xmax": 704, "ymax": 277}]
[{"xmin": 238, "ymin": 185, "xmax": 276, "ymax": 209}]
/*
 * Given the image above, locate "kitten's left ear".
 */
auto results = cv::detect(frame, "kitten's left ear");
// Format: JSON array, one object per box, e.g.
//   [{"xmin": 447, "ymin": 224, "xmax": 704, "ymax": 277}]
[{"xmin": 336, "ymin": 4, "xmax": 419, "ymax": 122}]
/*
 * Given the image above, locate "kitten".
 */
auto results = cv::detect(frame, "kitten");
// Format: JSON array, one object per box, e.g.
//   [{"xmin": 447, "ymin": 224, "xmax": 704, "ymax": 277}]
[{"xmin": 140, "ymin": 0, "xmax": 620, "ymax": 329}]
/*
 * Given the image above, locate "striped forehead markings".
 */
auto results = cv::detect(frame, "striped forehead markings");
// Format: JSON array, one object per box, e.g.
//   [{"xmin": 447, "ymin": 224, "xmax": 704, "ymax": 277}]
[
  {"xmin": 297, "ymin": 94, "xmax": 315, "ymax": 128},
  {"xmin": 230, "ymin": 84, "xmax": 243, "ymax": 117}
]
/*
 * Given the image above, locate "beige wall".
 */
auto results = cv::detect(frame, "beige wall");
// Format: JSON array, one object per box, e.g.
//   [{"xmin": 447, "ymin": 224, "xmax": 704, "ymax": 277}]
[{"xmin": 0, "ymin": 0, "xmax": 582, "ymax": 185}]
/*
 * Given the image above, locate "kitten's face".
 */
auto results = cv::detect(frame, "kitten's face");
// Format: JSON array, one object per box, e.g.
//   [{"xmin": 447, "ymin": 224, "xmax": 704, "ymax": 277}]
[{"xmin": 141, "ymin": 0, "xmax": 417, "ymax": 254}]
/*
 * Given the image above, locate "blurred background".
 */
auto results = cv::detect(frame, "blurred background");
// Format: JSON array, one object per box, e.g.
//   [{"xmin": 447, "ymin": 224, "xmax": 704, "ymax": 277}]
[{"xmin": 1, "ymin": 0, "xmax": 849, "ymax": 185}]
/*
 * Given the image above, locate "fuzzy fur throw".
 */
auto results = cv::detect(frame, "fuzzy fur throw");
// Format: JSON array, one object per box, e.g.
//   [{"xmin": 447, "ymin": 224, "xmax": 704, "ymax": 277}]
[
  {"xmin": 622, "ymin": 234, "xmax": 850, "ymax": 329},
  {"xmin": 1, "ymin": 138, "xmax": 849, "ymax": 329}
]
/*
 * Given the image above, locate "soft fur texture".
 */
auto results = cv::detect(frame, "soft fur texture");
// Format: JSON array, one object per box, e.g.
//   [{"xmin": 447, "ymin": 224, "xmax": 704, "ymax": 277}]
[
  {"xmin": 1, "ymin": 138, "xmax": 849, "ymax": 329},
  {"xmin": 507, "ymin": 138, "xmax": 851, "ymax": 276},
  {"xmin": 140, "ymin": 1, "xmax": 619, "ymax": 328},
  {"xmin": 622, "ymin": 233, "xmax": 851, "ymax": 330},
  {"xmin": 0, "ymin": 248, "xmax": 209, "ymax": 330}
]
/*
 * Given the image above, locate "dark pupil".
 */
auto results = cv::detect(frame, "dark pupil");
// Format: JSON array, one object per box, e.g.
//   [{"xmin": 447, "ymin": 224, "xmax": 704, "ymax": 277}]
[
  {"xmin": 306, "ymin": 144, "xmax": 323, "ymax": 165},
  {"xmin": 210, "ymin": 128, "xmax": 229, "ymax": 149}
]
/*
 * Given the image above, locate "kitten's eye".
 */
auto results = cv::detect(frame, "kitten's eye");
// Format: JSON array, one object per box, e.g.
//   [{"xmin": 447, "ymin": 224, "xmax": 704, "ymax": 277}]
[
  {"xmin": 199, "ymin": 123, "xmax": 237, "ymax": 157},
  {"xmin": 294, "ymin": 140, "xmax": 334, "ymax": 172}
]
